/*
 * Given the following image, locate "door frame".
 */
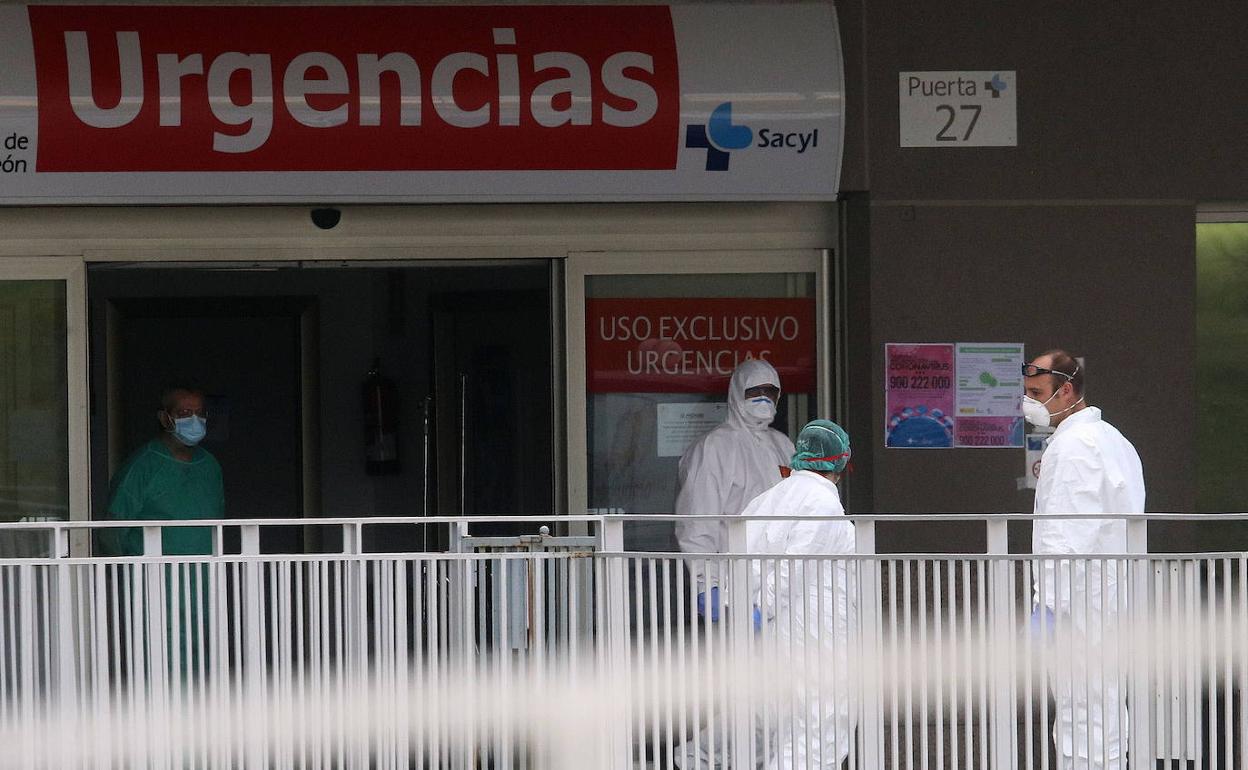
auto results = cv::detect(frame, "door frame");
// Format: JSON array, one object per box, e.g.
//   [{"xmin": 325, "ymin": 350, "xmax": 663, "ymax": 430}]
[
  {"xmin": 0, "ymin": 202, "xmax": 836, "ymax": 533},
  {"xmin": 564, "ymin": 249, "xmax": 832, "ymax": 516},
  {"xmin": 0, "ymin": 257, "xmax": 89, "ymax": 543}
]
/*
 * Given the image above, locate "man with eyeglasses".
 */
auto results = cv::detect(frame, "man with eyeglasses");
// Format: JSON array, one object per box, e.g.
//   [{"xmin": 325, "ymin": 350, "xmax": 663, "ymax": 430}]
[
  {"xmin": 1024, "ymin": 349, "xmax": 1143, "ymax": 770},
  {"xmin": 97, "ymin": 385, "xmax": 224, "ymax": 557}
]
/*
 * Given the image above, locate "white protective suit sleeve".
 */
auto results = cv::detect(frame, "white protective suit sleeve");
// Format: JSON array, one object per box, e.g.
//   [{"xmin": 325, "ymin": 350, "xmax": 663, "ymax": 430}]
[{"xmin": 1032, "ymin": 408, "xmax": 1141, "ymax": 610}]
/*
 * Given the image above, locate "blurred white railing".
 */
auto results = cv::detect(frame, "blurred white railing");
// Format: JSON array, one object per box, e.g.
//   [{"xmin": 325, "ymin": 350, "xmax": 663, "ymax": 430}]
[{"xmin": 0, "ymin": 514, "xmax": 1246, "ymax": 769}]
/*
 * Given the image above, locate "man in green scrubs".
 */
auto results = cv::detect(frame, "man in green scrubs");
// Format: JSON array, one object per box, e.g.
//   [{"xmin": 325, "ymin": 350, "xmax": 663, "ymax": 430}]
[
  {"xmin": 97, "ymin": 386, "xmax": 224, "ymax": 678},
  {"xmin": 98, "ymin": 386, "xmax": 224, "ymax": 556}
]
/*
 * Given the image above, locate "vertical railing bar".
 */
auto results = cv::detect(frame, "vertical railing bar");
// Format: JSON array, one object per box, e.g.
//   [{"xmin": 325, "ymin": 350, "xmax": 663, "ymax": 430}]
[
  {"xmin": 903, "ymin": 559, "xmax": 913, "ymax": 770},
  {"xmin": 1202, "ymin": 557, "xmax": 1215, "ymax": 770},
  {"xmin": 960, "ymin": 559, "xmax": 973, "ymax": 770},
  {"xmin": 397, "ymin": 560, "xmax": 411, "ymax": 770},
  {"xmin": 933, "ymin": 559, "xmax": 944, "ymax": 770},
  {"xmin": 1153, "ymin": 559, "xmax": 1163, "ymax": 763},
  {"xmin": 638, "ymin": 554, "xmax": 651, "ymax": 770},
  {"xmin": 973, "ymin": 556, "xmax": 983, "ymax": 768},
  {"xmin": 18, "ymin": 565, "xmax": 36, "ymax": 768},
  {"xmin": 660, "ymin": 558, "xmax": 674, "ymax": 770},
  {"xmin": 918, "ymin": 559, "xmax": 929, "ymax": 770},
  {"xmin": 674, "ymin": 556, "xmax": 688, "ymax": 770},
  {"xmin": 653, "ymin": 555, "xmax": 666, "ymax": 770},
  {"xmin": 294, "ymin": 561, "xmax": 306, "ymax": 770},
  {"xmin": 166, "ymin": 563, "xmax": 184, "ymax": 770},
  {"xmin": 1186, "ymin": 559, "xmax": 1198, "ymax": 769},
  {"xmin": 953, "ymin": 556, "xmax": 963, "ymax": 768},
  {"xmin": 786, "ymin": 555, "xmax": 797, "ymax": 770},
  {"xmin": 73, "ymin": 564, "xmax": 91, "ymax": 770},
  {"xmin": 1022, "ymin": 559, "xmax": 1033, "ymax": 770},
  {"xmin": 818, "ymin": 556, "xmax": 828, "ymax": 770},
  {"xmin": 1097, "ymin": 559, "xmax": 1108, "ymax": 770},
  {"xmin": 888, "ymin": 560, "xmax": 900, "ymax": 770},
  {"xmin": 1221, "ymin": 557, "xmax": 1233, "ymax": 770}
]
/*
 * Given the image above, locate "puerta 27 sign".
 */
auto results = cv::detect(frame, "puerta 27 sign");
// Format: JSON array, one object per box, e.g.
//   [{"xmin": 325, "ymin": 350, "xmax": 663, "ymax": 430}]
[
  {"xmin": 0, "ymin": 4, "xmax": 844, "ymax": 203},
  {"xmin": 587, "ymin": 298, "xmax": 816, "ymax": 394}
]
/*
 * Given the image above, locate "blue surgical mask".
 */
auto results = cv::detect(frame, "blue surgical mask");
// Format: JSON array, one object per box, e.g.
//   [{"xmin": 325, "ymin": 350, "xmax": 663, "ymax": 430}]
[{"xmin": 168, "ymin": 415, "xmax": 207, "ymax": 446}]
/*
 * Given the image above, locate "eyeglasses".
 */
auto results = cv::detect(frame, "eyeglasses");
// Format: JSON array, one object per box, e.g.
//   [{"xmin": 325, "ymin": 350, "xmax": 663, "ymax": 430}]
[
  {"xmin": 1021, "ymin": 363, "xmax": 1078, "ymax": 380},
  {"xmin": 744, "ymin": 384, "xmax": 780, "ymax": 399}
]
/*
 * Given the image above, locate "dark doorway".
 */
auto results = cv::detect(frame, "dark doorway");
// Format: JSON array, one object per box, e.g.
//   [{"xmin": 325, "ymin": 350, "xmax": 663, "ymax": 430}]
[
  {"xmin": 103, "ymin": 296, "xmax": 307, "ymax": 553},
  {"xmin": 88, "ymin": 261, "xmax": 558, "ymax": 554},
  {"xmin": 431, "ymin": 289, "xmax": 555, "ymax": 542}
]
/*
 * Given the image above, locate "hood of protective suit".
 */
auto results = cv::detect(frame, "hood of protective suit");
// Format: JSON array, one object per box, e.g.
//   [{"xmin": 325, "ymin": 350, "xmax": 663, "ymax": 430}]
[{"xmin": 725, "ymin": 359, "xmax": 783, "ymax": 432}]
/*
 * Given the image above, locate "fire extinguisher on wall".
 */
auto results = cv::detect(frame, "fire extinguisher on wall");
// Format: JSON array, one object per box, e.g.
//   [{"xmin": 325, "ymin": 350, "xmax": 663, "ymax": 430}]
[{"xmin": 363, "ymin": 357, "xmax": 400, "ymax": 475}]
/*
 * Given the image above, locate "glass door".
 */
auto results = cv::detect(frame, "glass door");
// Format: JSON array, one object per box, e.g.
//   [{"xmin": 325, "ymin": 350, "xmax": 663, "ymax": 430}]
[
  {"xmin": 0, "ymin": 258, "xmax": 86, "ymax": 556},
  {"xmin": 566, "ymin": 250, "xmax": 829, "ymax": 545}
]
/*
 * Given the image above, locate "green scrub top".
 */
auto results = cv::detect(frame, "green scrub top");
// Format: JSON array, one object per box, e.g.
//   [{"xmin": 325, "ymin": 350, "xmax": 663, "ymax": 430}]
[{"xmin": 98, "ymin": 439, "xmax": 225, "ymax": 556}]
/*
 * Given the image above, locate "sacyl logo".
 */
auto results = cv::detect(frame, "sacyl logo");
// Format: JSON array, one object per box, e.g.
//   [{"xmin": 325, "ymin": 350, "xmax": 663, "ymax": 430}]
[
  {"xmin": 686, "ymin": 102, "xmax": 819, "ymax": 171},
  {"xmin": 685, "ymin": 102, "xmax": 750, "ymax": 170}
]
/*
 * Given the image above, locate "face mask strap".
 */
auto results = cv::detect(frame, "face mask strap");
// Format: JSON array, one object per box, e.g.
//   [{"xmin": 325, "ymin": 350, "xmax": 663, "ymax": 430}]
[{"xmin": 1051, "ymin": 394, "xmax": 1085, "ymax": 418}]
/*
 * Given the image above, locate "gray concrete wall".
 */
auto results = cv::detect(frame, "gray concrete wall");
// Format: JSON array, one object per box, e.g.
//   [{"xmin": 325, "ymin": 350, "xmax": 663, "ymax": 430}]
[{"xmin": 834, "ymin": 0, "xmax": 1236, "ymax": 541}]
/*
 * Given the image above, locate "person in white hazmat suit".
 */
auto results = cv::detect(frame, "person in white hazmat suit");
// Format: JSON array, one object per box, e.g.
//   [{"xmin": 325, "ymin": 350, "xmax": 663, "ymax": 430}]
[
  {"xmin": 675, "ymin": 358, "xmax": 796, "ymax": 619},
  {"xmin": 746, "ymin": 420, "xmax": 857, "ymax": 770},
  {"xmin": 672, "ymin": 359, "xmax": 794, "ymax": 770},
  {"xmin": 1025, "ymin": 349, "xmax": 1144, "ymax": 770}
]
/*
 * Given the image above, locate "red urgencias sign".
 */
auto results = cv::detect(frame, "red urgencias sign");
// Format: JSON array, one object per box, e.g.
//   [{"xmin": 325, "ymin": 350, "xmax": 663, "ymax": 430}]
[{"xmin": 28, "ymin": 5, "xmax": 678, "ymax": 171}]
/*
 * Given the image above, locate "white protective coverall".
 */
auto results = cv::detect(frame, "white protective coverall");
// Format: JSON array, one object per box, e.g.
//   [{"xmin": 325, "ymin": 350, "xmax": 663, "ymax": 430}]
[
  {"xmin": 1032, "ymin": 406, "xmax": 1144, "ymax": 770},
  {"xmin": 746, "ymin": 470, "xmax": 857, "ymax": 770},
  {"xmin": 676, "ymin": 359, "xmax": 795, "ymax": 594}
]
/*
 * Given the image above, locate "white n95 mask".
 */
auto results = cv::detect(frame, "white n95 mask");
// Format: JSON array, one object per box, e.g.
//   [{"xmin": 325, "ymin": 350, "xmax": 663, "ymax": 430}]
[
  {"xmin": 1022, "ymin": 392, "xmax": 1085, "ymax": 428},
  {"xmin": 745, "ymin": 397, "xmax": 777, "ymax": 421},
  {"xmin": 1021, "ymin": 395, "xmax": 1054, "ymax": 428}
]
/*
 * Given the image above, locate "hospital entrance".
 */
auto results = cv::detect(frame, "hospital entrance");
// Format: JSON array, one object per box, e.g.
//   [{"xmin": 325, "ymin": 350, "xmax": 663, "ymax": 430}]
[{"xmin": 87, "ymin": 260, "xmax": 556, "ymax": 553}]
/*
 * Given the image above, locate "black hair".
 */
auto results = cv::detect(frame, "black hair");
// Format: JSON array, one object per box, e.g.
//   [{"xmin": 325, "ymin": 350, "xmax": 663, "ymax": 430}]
[{"xmin": 160, "ymin": 385, "xmax": 204, "ymax": 412}]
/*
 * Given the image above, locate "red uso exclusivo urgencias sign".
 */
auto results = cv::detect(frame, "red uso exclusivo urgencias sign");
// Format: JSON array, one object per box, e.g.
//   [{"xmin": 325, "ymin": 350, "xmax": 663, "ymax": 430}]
[
  {"xmin": 586, "ymin": 298, "xmax": 817, "ymax": 394},
  {"xmin": 0, "ymin": 4, "xmax": 844, "ymax": 202},
  {"xmin": 27, "ymin": 5, "xmax": 678, "ymax": 171}
]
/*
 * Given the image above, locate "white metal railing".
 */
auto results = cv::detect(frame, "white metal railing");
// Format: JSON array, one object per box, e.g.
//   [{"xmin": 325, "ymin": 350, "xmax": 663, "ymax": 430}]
[{"xmin": 0, "ymin": 514, "xmax": 1245, "ymax": 769}]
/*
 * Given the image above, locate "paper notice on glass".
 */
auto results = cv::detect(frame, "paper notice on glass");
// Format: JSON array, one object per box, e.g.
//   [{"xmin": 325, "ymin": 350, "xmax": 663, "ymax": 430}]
[
  {"xmin": 656, "ymin": 402, "xmax": 727, "ymax": 457},
  {"xmin": 955, "ymin": 342, "xmax": 1024, "ymax": 447}
]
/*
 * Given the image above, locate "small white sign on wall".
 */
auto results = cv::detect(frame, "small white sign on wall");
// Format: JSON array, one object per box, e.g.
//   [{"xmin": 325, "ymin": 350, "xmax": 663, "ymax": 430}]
[{"xmin": 899, "ymin": 71, "xmax": 1017, "ymax": 147}]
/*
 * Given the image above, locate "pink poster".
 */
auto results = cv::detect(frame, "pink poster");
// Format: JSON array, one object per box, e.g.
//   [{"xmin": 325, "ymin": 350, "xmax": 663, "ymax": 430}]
[{"xmin": 885, "ymin": 344, "xmax": 955, "ymax": 448}]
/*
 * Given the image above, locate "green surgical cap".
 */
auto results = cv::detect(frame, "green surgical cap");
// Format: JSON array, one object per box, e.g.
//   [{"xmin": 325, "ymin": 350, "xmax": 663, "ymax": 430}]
[{"xmin": 790, "ymin": 419, "xmax": 851, "ymax": 473}]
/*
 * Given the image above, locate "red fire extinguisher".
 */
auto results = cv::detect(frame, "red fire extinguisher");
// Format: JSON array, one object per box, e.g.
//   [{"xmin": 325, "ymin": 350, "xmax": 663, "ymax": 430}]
[{"xmin": 363, "ymin": 357, "xmax": 400, "ymax": 475}]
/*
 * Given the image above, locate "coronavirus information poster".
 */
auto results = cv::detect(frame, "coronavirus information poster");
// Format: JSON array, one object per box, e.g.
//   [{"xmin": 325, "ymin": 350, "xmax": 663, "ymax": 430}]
[
  {"xmin": 954, "ymin": 342, "xmax": 1024, "ymax": 448},
  {"xmin": 886, "ymin": 341, "xmax": 1025, "ymax": 449},
  {"xmin": 884, "ymin": 343, "xmax": 955, "ymax": 448}
]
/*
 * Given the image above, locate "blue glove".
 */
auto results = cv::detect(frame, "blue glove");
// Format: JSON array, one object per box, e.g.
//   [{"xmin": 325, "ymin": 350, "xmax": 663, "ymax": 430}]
[
  {"xmin": 696, "ymin": 588, "xmax": 721, "ymax": 622},
  {"xmin": 753, "ymin": 605, "xmax": 763, "ymax": 632},
  {"xmin": 1029, "ymin": 606, "xmax": 1055, "ymax": 642}
]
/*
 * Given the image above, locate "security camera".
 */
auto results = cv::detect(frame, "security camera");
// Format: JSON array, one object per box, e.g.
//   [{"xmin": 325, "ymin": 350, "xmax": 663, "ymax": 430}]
[{"xmin": 310, "ymin": 208, "xmax": 341, "ymax": 230}]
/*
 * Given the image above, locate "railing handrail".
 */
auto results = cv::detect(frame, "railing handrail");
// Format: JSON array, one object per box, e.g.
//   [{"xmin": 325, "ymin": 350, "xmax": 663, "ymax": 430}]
[{"xmin": 2, "ymin": 511, "xmax": 1246, "ymax": 531}]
